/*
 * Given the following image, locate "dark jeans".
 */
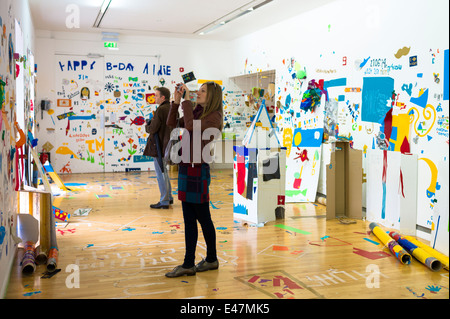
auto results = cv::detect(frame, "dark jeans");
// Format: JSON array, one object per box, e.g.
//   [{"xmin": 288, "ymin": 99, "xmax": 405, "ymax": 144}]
[{"xmin": 181, "ymin": 201, "xmax": 217, "ymax": 268}]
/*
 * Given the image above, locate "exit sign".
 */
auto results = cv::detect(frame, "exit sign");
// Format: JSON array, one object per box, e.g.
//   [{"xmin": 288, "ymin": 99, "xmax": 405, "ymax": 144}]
[{"xmin": 104, "ymin": 41, "xmax": 118, "ymax": 49}]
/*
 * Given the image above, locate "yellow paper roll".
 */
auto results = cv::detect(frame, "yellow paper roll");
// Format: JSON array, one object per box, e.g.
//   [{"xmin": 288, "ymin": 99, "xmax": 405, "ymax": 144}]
[
  {"xmin": 369, "ymin": 223, "xmax": 411, "ymax": 265},
  {"xmin": 390, "ymin": 232, "xmax": 442, "ymax": 271},
  {"xmin": 404, "ymin": 236, "xmax": 449, "ymax": 270}
]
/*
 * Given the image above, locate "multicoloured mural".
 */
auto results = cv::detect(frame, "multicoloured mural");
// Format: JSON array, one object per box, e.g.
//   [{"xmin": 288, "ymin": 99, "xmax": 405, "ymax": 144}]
[{"xmin": 40, "ymin": 55, "xmax": 184, "ymax": 173}]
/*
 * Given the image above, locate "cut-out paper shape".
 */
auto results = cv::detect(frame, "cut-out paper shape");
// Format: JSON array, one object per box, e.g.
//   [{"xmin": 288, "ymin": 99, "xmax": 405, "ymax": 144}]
[
  {"xmin": 272, "ymin": 245, "xmax": 289, "ymax": 251},
  {"xmin": 418, "ymin": 158, "xmax": 438, "ymax": 198},
  {"xmin": 236, "ymin": 270, "xmax": 323, "ymax": 299},
  {"xmin": 146, "ymin": 93, "xmax": 156, "ymax": 104},
  {"xmin": 275, "ymin": 224, "xmax": 311, "ymax": 235},
  {"xmin": 182, "ymin": 71, "xmax": 196, "ymax": 83},
  {"xmin": 352, "ymin": 247, "xmax": 391, "ymax": 260},
  {"xmin": 394, "ymin": 46, "xmax": 411, "ymax": 59},
  {"xmin": 363, "ymin": 238, "xmax": 380, "ymax": 245},
  {"xmin": 409, "ymin": 55, "xmax": 418, "ymax": 66},
  {"xmin": 73, "ymin": 208, "xmax": 92, "ymax": 216},
  {"xmin": 53, "ymin": 206, "xmax": 70, "ymax": 222},
  {"xmin": 410, "ymin": 88, "xmax": 429, "ymax": 108},
  {"xmin": 95, "ymin": 194, "xmax": 112, "ymax": 199},
  {"xmin": 130, "ymin": 116, "xmax": 145, "ymax": 126},
  {"xmin": 292, "ymin": 128, "xmax": 324, "ymax": 148},
  {"xmin": 359, "ymin": 57, "xmax": 370, "ymax": 69},
  {"xmin": 361, "ymin": 77, "xmax": 394, "ymax": 123},
  {"xmin": 57, "ymin": 99, "xmax": 72, "ymax": 107},
  {"xmin": 43, "ymin": 160, "xmax": 70, "ymax": 191},
  {"xmin": 309, "ymin": 236, "xmax": 352, "ymax": 246},
  {"xmin": 56, "ymin": 146, "xmax": 79, "ymax": 159}
]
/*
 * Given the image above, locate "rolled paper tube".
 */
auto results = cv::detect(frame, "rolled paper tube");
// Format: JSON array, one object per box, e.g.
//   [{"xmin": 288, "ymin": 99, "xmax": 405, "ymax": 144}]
[
  {"xmin": 404, "ymin": 235, "xmax": 449, "ymax": 270},
  {"xmin": 390, "ymin": 232, "xmax": 442, "ymax": 271},
  {"xmin": 21, "ymin": 241, "xmax": 36, "ymax": 274},
  {"xmin": 369, "ymin": 222, "xmax": 411, "ymax": 265},
  {"xmin": 47, "ymin": 247, "xmax": 59, "ymax": 272},
  {"xmin": 35, "ymin": 252, "xmax": 48, "ymax": 265}
]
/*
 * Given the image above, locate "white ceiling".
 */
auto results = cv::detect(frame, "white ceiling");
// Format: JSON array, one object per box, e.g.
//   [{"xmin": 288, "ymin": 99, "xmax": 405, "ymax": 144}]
[{"xmin": 28, "ymin": 0, "xmax": 336, "ymax": 41}]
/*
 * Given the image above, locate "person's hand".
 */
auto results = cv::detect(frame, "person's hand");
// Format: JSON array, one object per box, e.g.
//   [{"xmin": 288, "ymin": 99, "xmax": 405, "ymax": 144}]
[
  {"xmin": 174, "ymin": 82, "xmax": 183, "ymax": 104},
  {"xmin": 174, "ymin": 83, "xmax": 189, "ymax": 103},
  {"xmin": 182, "ymin": 84, "xmax": 190, "ymax": 101}
]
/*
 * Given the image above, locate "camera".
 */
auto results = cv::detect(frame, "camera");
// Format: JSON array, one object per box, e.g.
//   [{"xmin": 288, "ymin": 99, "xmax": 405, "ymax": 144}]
[{"xmin": 176, "ymin": 83, "xmax": 186, "ymax": 98}]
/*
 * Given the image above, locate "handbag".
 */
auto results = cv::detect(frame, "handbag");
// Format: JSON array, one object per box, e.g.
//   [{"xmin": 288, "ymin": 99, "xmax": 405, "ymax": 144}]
[{"xmin": 164, "ymin": 118, "xmax": 180, "ymax": 166}]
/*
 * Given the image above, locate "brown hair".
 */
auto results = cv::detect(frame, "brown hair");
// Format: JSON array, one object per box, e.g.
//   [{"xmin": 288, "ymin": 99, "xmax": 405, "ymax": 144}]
[
  {"xmin": 200, "ymin": 82, "xmax": 223, "ymax": 125},
  {"xmin": 156, "ymin": 87, "xmax": 171, "ymax": 101}
]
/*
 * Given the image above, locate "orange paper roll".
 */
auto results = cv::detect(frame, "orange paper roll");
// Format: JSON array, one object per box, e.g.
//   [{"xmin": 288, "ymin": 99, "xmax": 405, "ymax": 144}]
[
  {"xmin": 21, "ymin": 241, "xmax": 36, "ymax": 274},
  {"xmin": 47, "ymin": 247, "xmax": 59, "ymax": 272}
]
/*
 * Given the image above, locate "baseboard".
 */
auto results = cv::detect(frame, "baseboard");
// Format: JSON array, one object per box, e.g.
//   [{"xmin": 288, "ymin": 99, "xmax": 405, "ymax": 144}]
[{"xmin": 0, "ymin": 244, "xmax": 18, "ymax": 299}]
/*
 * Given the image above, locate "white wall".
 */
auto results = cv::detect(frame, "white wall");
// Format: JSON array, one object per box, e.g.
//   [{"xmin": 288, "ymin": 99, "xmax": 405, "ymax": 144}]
[
  {"xmin": 34, "ymin": 30, "xmax": 233, "ymax": 173},
  {"xmin": 35, "ymin": 30, "xmax": 232, "ymax": 102},
  {"xmin": 226, "ymin": 0, "xmax": 449, "ymax": 245},
  {"xmin": 0, "ymin": 0, "xmax": 35, "ymax": 298},
  {"xmin": 30, "ymin": 0, "xmax": 450, "ymax": 252}
]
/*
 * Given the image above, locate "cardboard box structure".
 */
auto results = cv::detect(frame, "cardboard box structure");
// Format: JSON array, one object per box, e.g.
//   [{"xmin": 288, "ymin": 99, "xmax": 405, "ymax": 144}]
[
  {"xmin": 233, "ymin": 104, "xmax": 286, "ymax": 224},
  {"xmin": 326, "ymin": 141, "xmax": 362, "ymax": 219}
]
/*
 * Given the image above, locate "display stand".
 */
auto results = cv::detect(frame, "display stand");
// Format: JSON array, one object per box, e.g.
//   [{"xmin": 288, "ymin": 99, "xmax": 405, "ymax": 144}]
[{"xmin": 233, "ymin": 103, "xmax": 286, "ymax": 224}]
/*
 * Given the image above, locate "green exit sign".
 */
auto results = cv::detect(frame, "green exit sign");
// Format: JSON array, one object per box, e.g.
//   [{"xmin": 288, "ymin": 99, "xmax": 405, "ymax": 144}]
[{"xmin": 104, "ymin": 41, "xmax": 118, "ymax": 48}]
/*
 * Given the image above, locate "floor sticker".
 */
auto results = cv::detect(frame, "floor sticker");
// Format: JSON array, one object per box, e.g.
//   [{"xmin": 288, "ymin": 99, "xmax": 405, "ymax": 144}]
[{"xmin": 235, "ymin": 270, "xmax": 323, "ymax": 299}]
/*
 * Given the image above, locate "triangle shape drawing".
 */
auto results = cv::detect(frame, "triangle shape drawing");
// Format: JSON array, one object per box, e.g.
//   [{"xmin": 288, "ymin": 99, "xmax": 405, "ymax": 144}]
[
  {"xmin": 242, "ymin": 102, "xmax": 281, "ymax": 149},
  {"xmin": 410, "ymin": 88, "xmax": 428, "ymax": 108}
]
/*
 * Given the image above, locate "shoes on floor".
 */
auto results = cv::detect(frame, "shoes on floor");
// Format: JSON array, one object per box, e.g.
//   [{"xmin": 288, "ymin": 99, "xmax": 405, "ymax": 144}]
[
  {"xmin": 195, "ymin": 259, "xmax": 219, "ymax": 272},
  {"xmin": 165, "ymin": 265, "xmax": 196, "ymax": 278},
  {"xmin": 170, "ymin": 199, "xmax": 174, "ymax": 204},
  {"xmin": 150, "ymin": 202, "xmax": 169, "ymax": 209}
]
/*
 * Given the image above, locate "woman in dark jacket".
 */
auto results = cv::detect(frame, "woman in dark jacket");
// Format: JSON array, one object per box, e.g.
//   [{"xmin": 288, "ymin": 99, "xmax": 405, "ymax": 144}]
[{"xmin": 165, "ymin": 81, "xmax": 223, "ymax": 278}]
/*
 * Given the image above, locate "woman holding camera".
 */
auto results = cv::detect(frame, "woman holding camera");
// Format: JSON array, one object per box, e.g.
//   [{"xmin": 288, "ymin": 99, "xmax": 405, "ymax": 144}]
[{"xmin": 165, "ymin": 81, "xmax": 223, "ymax": 278}]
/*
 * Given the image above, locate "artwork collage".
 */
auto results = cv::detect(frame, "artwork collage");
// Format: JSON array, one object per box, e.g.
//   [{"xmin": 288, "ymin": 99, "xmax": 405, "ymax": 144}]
[{"xmin": 0, "ymin": 0, "xmax": 449, "ymax": 299}]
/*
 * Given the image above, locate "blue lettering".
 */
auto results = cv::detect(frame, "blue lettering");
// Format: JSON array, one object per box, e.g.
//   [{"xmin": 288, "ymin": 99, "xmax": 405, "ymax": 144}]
[
  {"xmin": 143, "ymin": 63, "xmax": 149, "ymax": 74},
  {"xmin": 73, "ymin": 60, "xmax": 80, "ymax": 71}
]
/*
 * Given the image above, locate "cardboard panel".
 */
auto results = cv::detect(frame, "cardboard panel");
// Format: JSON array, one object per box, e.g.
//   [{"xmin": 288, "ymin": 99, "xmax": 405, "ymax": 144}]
[{"xmin": 326, "ymin": 141, "xmax": 362, "ymax": 219}]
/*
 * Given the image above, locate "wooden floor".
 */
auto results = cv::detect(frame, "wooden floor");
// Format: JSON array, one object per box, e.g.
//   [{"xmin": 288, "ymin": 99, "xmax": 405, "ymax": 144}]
[{"xmin": 5, "ymin": 169, "xmax": 449, "ymax": 299}]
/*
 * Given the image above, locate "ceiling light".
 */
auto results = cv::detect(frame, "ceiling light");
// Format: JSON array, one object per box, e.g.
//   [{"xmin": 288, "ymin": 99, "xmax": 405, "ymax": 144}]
[
  {"xmin": 93, "ymin": 0, "xmax": 112, "ymax": 28},
  {"xmin": 100, "ymin": 0, "xmax": 111, "ymax": 13},
  {"xmin": 195, "ymin": 0, "xmax": 273, "ymax": 35}
]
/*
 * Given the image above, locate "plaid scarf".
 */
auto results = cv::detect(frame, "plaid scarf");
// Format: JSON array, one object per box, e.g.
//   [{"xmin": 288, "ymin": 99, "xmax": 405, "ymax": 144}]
[{"xmin": 177, "ymin": 163, "xmax": 210, "ymax": 204}]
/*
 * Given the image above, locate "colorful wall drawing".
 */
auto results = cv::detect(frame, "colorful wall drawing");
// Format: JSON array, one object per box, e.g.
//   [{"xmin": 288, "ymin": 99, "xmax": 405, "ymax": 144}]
[
  {"xmin": 229, "ymin": 0, "xmax": 448, "ymax": 249},
  {"xmin": 0, "ymin": 0, "xmax": 36, "ymax": 296},
  {"xmin": 276, "ymin": 57, "xmax": 325, "ymax": 202},
  {"xmin": 39, "ymin": 55, "xmax": 185, "ymax": 173},
  {"xmin": 51, "ymin": 55, "xmax": 105, "ymax": 173}
]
